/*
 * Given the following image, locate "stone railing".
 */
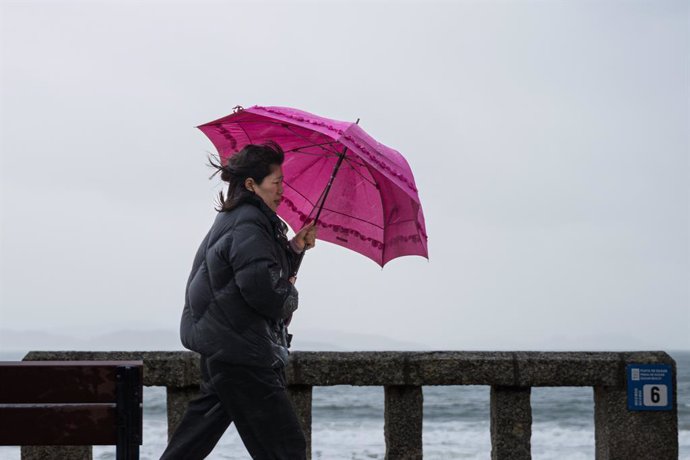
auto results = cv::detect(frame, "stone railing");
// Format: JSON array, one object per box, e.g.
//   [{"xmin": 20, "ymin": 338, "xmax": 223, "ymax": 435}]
[{"xmin": 20, "ymin": 351, "xmax": 678, "ymax": 459}]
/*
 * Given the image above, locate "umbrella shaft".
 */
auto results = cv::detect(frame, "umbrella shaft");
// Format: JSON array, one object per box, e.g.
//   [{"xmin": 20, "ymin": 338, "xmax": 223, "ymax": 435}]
[
  {"xmin": 292, "ymin": 146, "xmax": 348, "ymax": 277},
  {"xmin": 313, "ymin": 147, "xmax": 347, "ymax": 224}
]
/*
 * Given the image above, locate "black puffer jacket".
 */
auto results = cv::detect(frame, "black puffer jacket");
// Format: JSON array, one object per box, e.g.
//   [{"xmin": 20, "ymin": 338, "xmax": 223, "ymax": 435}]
[{"xmin": 180, "ymin": 194, "xmax": 299, "ymax": 368}]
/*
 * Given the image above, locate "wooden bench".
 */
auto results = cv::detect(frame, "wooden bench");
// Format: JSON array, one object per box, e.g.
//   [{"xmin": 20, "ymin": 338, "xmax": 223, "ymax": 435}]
[{"xmin": 0, "ymin": 361, "xmax": 143, "ymax": 460}]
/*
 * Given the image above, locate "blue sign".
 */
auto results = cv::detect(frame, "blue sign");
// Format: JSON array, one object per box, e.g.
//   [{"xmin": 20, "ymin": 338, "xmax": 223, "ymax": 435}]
[{"xmin": 627, "ymin": 364, "xmax": 673, "ymax": 411}]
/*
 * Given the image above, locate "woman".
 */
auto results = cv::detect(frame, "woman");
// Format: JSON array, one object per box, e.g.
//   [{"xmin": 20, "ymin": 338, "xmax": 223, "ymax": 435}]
[{"xmin": 161, "ymin": 142, "xmax": 316, "ymax": 460}]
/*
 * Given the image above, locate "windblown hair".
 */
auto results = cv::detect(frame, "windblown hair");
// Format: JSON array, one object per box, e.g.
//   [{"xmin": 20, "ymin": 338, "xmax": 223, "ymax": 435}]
[{"xmin": 208, "ymin": 141, "xmax": 285, "ymax": 212}]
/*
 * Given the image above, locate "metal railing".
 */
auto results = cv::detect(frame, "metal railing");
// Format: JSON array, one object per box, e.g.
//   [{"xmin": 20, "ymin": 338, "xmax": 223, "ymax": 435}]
[{"xmin": 20, "ymin": 350, "xmax": 678, "ymax": 460}]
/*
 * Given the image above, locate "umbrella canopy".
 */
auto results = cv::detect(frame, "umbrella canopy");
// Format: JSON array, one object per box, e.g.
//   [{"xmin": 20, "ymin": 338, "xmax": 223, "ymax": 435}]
[{"xmin": 198, "ymin": 105, "xmax": 428, "ymax": 267}]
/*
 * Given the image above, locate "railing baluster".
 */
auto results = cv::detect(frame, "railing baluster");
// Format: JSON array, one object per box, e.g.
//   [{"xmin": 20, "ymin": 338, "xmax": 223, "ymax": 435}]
[
  {"xmin": 384, "ymin": 385, "xmax": 423, "ymax": 460},
  {"xmin": 490, "ymin": 385, "xmax": 532, "ymax": 460},
  {"xmin": 288, "ymin": 384, "xmax": 313, "ymax": 459},
  {"xmin": 165, "ymin": 386, "xmax": 200, "ymax": 441}
]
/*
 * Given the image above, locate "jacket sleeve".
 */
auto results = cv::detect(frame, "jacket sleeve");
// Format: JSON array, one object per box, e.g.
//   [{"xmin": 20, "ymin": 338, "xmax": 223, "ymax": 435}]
[{"xmin": 229, "ymin": 215, "xmax": 298, "ymax": 320}]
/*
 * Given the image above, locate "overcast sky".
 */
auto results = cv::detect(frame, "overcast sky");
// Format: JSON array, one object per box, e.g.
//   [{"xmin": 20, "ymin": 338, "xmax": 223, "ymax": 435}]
[{"xmin": 1, "ymin": 0, "xmax": 688, "ymax": 352}]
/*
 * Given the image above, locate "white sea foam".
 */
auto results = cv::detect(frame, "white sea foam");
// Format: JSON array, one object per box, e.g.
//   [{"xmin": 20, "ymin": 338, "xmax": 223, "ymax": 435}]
[
  {"xmin": 531, "ymin": 424, "xmax": 595, "ymax": 460},
  {"xmin": 1, "ymin": 410, "xmax": 689, "ymax": 459},
  {"xmin": 423, "ymin": 420, "xmax": 491, "ymax": 459}
]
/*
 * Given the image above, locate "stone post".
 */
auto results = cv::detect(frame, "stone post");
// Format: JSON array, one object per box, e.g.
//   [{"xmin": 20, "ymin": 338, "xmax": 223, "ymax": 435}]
[
  {"xmin": 166, "ymin": 386, "xmax": 200, "ymax": 441},
  {"xmin": 384, "ymin": 385, "xmax": 423, "ymax": 460},
  {"xmin": 22, "ymin": 446, "xmax": 91, "ymax": 460},
  {"xmin": 594, "ymin": 385, "xmax": 678, "ymax": 459},
  {"xmin": 490, "ymin": 386, "xmax": 532, "ymax": 460},
  {"xmin": 288, "ymin": 385, "xmax": 313, "ymax": 459}
]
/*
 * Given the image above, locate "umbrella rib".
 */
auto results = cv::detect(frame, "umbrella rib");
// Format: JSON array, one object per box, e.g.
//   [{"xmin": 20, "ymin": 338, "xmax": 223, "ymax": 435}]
[
  {"xmin": 226, "ymin": 121, "xmax": 255, "ymax": 145},
  {"xmin": 289, "ymin": 145, "xmax": 369, "ymax": 168},
  {"xmin": 219, "ymin": 120, "xmax": 368, "ymax": 165},
  {"xmin": 287, "ymin": 144, "xmax": 369, "ymax": 170},
  {"xmin": 282, "ymin": 150, "xmax": 332, "ymax": 212},
  {"xmin": 283, "ymin": 180, "xmax": 319, "ymax": 208},
  {"xmin": 224, "ymin": 120, "xmax": 290, "ymax": 125},
  {"xmin": 288, "ymin": 150, "xmax": 337, "ymax": 158},
  {"xmin": 228, "ymin": 119, "xmax": 334, "ymax": 151},
  {"xmin": 282, "ymin": 125, "xmax": 343, "ymax": 156},
  {"xmin": 342, "ymin": 157, "xmax": 378, "ymax": 188},
  {"xmin": 228, "ymin": 121, "xmax": 341, "ymax": 158},
  {"xmin": 312, "ymin": 206, "xmax": 385, "ymax": 229},
  {"xmin": 234, "ymin": 119, "xmax": 340, "ymax": 154},
  {"xmin": 287, "ymin": 144, "xmax": 341, "ymax": 159},
  {"xmin": 284, "ymin": 140, "xmax": 340, "ymax": 152},
  {"xmin": 283, "ymin": 181, "xmax": 383, "ymax": 230},
  {"xmin": 334, "ymin": 153, "xmax": 368, "ymax": 167},
  {"xmin": 283, "ymin": 179, "xmax": 332, "ymax": 228},
  {"xmin": 384, "ymin": 217, "xmax": 418, "ymax": 226}
]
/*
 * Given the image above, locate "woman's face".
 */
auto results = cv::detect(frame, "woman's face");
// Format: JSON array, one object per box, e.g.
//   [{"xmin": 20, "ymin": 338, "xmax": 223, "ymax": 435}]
[{"xmin": 248, "ymin": 164, "xmax": 284, "ymax": 212}]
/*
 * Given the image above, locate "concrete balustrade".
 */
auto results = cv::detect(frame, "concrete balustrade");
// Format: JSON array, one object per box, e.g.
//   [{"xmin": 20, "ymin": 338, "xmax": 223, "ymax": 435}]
[{"xmin": 20, "ymin": 351, "xmax": 678, "ymax": 459}]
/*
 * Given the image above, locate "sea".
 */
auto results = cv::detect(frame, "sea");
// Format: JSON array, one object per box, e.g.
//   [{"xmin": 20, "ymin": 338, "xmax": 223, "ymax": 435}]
[{"xmin": 1, "ymin": 350, "xmax": 688, "ymax": 460}]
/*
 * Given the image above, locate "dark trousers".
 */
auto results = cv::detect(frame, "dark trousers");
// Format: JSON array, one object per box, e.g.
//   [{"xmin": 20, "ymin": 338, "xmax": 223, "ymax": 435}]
[{"xmin": 160, "ymin": 356, "xmax": 306, "ymax": 460}]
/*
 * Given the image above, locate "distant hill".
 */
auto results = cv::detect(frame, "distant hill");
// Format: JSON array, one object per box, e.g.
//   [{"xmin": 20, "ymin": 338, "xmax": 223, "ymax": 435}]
[
  {"xmin": 290, "ymin": 329, "xmax": 429, "ymax": 351},
  {"xmin": 0, "ymin": 328, "xmax": 429, "ymax": 354},
  {"xmin": 0, "ymin": 328, "xmax": 184, "ymax": 352},
  {"xmin": 4, "ymin": 328, "xmax": 676, "ymax": 355}
]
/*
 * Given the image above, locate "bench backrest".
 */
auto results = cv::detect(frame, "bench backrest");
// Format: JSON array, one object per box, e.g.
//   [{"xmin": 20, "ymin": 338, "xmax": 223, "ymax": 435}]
[{"xmin": 0, "ymin": 360, "xmax": 143, "ymax": 453}]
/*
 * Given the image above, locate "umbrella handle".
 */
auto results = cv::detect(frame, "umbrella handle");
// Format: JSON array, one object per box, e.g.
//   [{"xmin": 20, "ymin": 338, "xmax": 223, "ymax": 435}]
[{"xmin": 291, "ymin": 251, "xmax": 306, "ymax": 278}]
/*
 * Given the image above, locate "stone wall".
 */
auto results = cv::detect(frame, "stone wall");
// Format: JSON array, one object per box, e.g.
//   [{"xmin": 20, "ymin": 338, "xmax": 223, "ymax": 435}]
[{"xmin": 20, "ymin": 350, "xmax": 678, "ymax": 460}]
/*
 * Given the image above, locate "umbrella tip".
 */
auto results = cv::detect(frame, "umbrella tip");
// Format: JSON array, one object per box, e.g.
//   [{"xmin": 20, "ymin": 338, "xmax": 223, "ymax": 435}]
[{"xmin": 355, "ymin": 118, "xmax": 360, "ymax": 125}]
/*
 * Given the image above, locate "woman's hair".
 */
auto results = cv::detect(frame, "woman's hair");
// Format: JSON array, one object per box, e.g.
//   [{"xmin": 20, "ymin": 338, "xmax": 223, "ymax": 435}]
[{"xmin": 208, "ymin": 141, "xmax": 285, "ymax": 212}]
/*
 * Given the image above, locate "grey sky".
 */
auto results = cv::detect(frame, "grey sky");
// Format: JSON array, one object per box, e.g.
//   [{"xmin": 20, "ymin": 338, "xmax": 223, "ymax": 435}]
[{"xmin": 1, "ymin": 0, "xmax": 688, "ymax": 351}]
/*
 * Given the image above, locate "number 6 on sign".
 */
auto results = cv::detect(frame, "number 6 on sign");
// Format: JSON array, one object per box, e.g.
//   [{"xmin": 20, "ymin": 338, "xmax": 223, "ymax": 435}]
[{"xmin": 643, "ymin": 385, "xmax": 667, "ymax": 406}]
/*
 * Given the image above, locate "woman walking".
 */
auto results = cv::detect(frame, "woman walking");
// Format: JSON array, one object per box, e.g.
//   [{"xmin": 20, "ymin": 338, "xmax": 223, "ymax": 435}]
[{"xmin": 161, "ymin": 142, "xmax": 316, "ymax": 459}]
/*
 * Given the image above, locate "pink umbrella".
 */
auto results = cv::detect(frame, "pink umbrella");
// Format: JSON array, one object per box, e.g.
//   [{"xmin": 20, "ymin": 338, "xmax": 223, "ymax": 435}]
[{"xmin": 197, "ymin": 105, "xmax": 428, "ymax": 269}]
